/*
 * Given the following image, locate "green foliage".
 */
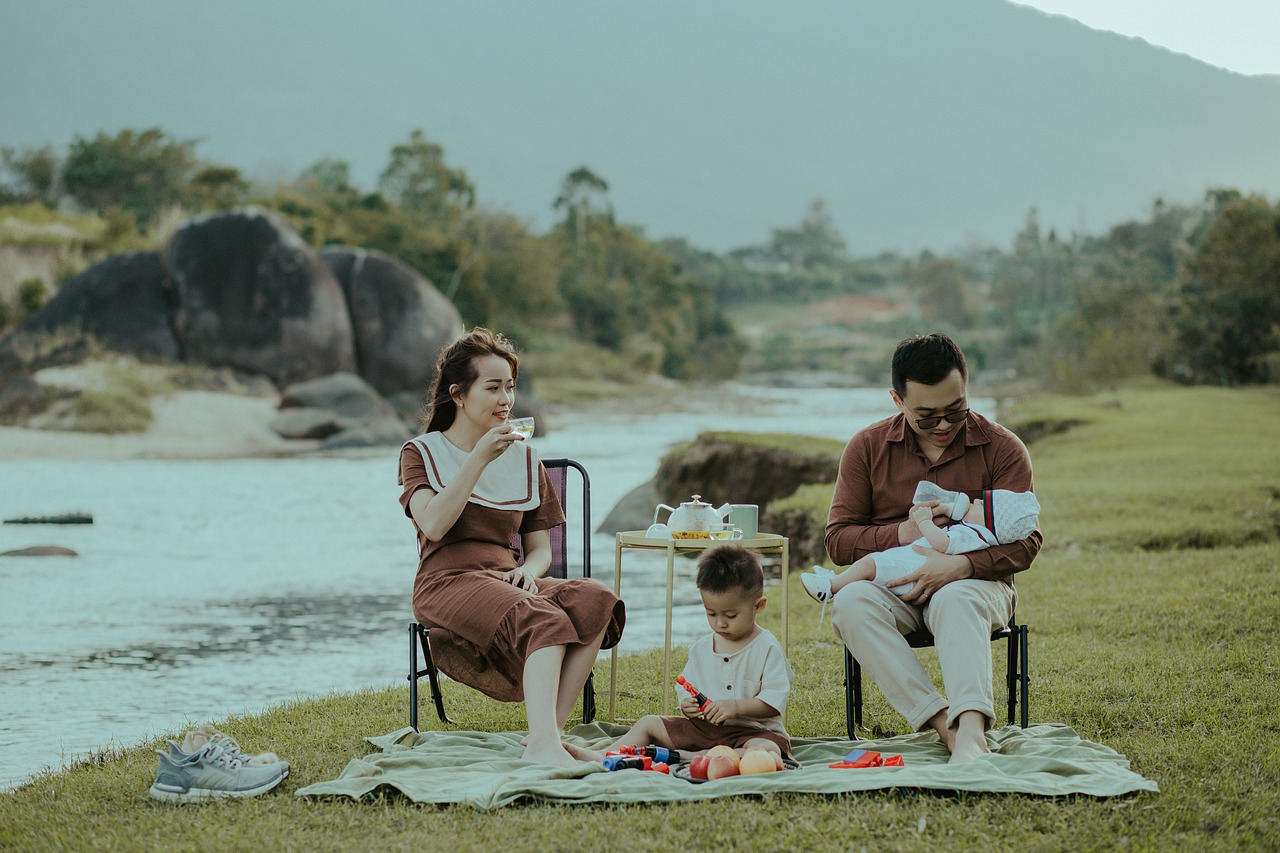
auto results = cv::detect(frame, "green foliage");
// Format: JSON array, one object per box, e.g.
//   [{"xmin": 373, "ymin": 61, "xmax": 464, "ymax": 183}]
[
  {"xmin": 66, "ymin": 386, "xmax": 154, "ymax": 433},
  {"xmin": 909, "ymin": 256, "xmax": 978, "ymax": 328},
  {"xmin": 552, "ymin": 171, "xmax": 744, "ymax": 380},
  {"xmin": 378, "ymin": 129, "xmax": 475, "ymax": 225},
  {"xmin": 1167, "ymin": 192, "xmax": 1280, "ymax": 385},
  {"xmin": 553, "ymin": 166, "xmax": 612, "ymax": 245},
  {"xmin": 16, "ymin": 277, "xmax": 46, "ymax": 321},
  {"xmin": 0, "ymin": 144, "xmax": 59, "ymax": 204},
  {"xmin": 760, "ymin": 198, "xmax": 847, "ymax": 271},
  {"xmin": 61, "ymin": 128, "xmax": 199, "ymax": 227},
  {"xmin": 184, "ymin": 165, "xmax": 248, "ymax": 211}
]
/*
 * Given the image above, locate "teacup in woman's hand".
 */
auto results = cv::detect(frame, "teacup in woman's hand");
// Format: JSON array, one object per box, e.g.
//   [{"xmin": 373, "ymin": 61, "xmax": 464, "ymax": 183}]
[{"xmin": 509, "ymin": 417, "xmax": 535, "ymax": 439}]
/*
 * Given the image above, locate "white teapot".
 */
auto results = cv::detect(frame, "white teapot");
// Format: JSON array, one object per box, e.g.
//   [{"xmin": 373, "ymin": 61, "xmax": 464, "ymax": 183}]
[{"xmin": 653, "ymin": 495, "xmax": 731, "ymax": 538}]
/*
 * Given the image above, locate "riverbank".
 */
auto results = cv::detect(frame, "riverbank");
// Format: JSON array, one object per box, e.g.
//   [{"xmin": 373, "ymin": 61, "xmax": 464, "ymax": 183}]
[
  {"xmin": 0, "ymin": 361, "xmax": 842, "ymax": 462},
  {"xmin": 2, "ymin": 384, "xmax": 1277, "ymax": 850}
]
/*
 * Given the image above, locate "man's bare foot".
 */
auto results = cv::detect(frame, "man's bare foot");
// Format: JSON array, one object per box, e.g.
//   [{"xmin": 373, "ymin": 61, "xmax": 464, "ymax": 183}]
[
  {"xmin": 562, "ymin": 742, "xmax": 604, "ymax": 762},
  {"xmin": 522, "ymin": 741, "xmax": 578, "ymax": 768}
]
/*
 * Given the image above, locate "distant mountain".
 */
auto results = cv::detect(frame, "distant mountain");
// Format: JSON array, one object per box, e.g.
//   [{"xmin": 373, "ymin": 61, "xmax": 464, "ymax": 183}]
[{"xmin": 2, "ymin": 0, "xmax": 1277, "ymax": 253}]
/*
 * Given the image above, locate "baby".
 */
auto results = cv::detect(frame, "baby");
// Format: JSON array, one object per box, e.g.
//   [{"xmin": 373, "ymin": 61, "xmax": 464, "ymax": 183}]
[{"xmin": 802, "ymin": 483, "xmax": 1040, "ymax": 617}]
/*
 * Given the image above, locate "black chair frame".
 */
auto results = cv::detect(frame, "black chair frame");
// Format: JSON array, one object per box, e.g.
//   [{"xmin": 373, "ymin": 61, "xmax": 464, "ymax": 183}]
[
  {"xmin": 844, "ymin": 615, "xmax": 1029, "ymax": 739},
  {"xmin": 409, "ymin": 457, "xmax": 596, "ymax": 730}
]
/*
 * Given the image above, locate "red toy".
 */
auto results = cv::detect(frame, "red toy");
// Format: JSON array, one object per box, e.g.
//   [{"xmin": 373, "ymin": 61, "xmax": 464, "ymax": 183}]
[
  {"xmin": 608, "ymin": 745, "xmax": 675, "ymax": 764},
  {"xmin": 828, "ymin": 749, "xmax": 904, "ymax": 769},
  {"xmin": 675, "ymin": 676, "xmax": 712, "ymax": 714},
  {"xmin": 602, "ymin": 755, "xmax": 671, "ymax": 773}
]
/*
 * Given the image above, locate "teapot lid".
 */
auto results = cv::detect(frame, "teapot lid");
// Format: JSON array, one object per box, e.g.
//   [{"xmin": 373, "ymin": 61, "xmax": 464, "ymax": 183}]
[{"xmin": 683, "ymin": 494, "xmax": 711, "ymax": 506}]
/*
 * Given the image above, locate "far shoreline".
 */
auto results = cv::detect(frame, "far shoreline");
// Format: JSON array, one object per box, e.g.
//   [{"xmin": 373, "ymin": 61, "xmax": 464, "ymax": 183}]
[{"xmin": 0, "ymin": 371, "xmax": 883, "ymax": 464}]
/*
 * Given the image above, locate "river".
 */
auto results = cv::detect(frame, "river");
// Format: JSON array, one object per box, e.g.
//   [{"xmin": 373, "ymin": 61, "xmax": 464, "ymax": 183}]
[{"xmin": 0, "ymin": 381, "xmax": 994, "ymax": 789}]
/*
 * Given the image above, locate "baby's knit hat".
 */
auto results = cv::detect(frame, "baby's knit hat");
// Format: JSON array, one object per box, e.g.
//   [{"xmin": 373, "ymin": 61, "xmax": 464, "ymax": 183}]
[{"xmin": 980, "ymin": 489, "xmax": 1041, "ymax": 544}]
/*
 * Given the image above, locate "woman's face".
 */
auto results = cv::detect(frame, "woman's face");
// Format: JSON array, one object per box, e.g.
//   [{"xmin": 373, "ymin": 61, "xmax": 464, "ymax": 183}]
[{"xmin": 450, "ymin": 354, "xmax": 516, "ymax": 433}]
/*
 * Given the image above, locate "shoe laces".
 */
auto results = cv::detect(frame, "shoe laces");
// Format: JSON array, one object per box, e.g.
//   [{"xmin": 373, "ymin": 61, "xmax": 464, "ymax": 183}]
[{"xmin": 201, "ymin": 737, "xmax": 248, "ymax": 770}]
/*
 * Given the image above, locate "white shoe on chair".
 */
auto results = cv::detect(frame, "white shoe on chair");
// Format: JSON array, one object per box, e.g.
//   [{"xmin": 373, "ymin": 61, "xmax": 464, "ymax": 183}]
[
  {"xmin": 801, "ymin": 565, "xmax": 836, "ymax": 603},
  {"xmin": 801, "ymin": 566, "xmax": 837, "ymax": 627}
]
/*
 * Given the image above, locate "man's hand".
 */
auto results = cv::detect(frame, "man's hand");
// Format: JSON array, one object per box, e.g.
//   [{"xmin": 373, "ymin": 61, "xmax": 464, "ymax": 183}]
[
  {"xmin": 700, "ymin": 698, "xmax": 739, "ymax": 725},
  {"xmin": 679, "ymin": 695, "xmax": 703, "ymax": 720},
  {"xmin": 886, "ymin": 547, "xmax": 973, "ymax": 605}
]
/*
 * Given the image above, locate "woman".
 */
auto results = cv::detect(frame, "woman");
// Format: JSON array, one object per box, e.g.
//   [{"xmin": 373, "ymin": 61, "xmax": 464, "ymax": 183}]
[{"xmin": 398, "ymin": 328, "xmax": 624, "ymax": 767}]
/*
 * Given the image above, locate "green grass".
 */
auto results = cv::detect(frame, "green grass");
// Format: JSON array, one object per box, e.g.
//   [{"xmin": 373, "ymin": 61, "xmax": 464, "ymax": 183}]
[
  {"xmin": 1005, "ymin": 386, "xmax": 1280, "ymax": 550},
  {"xmin": 3, "ymin": 384, "xmax": 1280, "ymax": 851},
  {"xmin": 691, "ymin": 431, "xmax": 846, "ymax": 456}
]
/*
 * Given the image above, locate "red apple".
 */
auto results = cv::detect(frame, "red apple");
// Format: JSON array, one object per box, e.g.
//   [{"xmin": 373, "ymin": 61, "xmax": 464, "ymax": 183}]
[
  {"xmin": 689, "ymin": 754, "xmax": 710, "ymax": 780},
  {"xmin": 706, "ymin": 754, "xmax": 741, "ymax": 780}
]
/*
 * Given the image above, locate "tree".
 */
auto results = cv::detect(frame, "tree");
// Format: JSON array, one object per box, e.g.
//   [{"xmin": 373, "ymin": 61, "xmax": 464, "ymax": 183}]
[
  {"xmin": 910, "ymin": 256, "xmax": 978, "ymax": 328},
  {"xmin": 298, "ymin": 157, "xmax": 353, "ymax": 194},
  {"xmin": 377, "ymin": 130, "xmax": 474, "ymax": 225},
  {"xmin": 765, "ymin": 199, "xmax": 847, "ymax": 271},
  {"xmin": 61, "ymin": 128, "xmax": 198, "ymax": 226},
  {"xmin": 183, "ymin": 165, "xmax": 248, "ymax": 211},
  {"xmin": 1, "ymin": 144, "xmax": 60, "ymax": 204},
  {"xmin": 553, "ymin": 166, "xmax": 612, "ymax": 245},
  {"xmin": 1169, "ymin": 193, "xmax": 1280, "ymax": 385}
]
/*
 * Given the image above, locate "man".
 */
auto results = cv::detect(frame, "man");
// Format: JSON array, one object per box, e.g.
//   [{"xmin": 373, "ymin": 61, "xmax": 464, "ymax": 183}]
[{"xmin": 824, "ymin": 333, "xmax": 1040, "ymax": 763}]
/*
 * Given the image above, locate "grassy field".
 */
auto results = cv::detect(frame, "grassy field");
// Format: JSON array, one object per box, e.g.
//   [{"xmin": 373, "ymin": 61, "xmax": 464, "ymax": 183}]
[{"xmin": 3, "ymin": 385, "xmax": 1278, "ymax": 851}]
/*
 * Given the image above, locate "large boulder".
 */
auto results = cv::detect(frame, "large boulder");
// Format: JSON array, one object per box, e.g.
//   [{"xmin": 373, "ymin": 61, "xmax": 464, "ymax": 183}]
[
  {"xmin": 167, "ymin": 208, "xmax": 355, "ymax": 387},
  {"xmin": 319, "ymin": 246, "xmax": 463, "ymax": 397},
  {"xmin": 8, "ymin": 251, "xmax": 180, "ymax": 362},
  {"xmin": 653, "ymin": 432, "xmax": 844, "ymax": 508},
  {"xmin": 0, "ymin": 345, "xmax": 43, "ymax": 418},
  {"xmin": 275, "ymin": 372, "xmax": 411, "ymax": 448}
]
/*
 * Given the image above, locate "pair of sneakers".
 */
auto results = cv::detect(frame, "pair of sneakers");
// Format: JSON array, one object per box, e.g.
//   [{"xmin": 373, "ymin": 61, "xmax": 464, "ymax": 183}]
[
  {"xmin": 149, "ymin": 726, "xmax": 290, "ymax": 803},
  {"xmin": 801, "ymin": 565, "xmax": 838, "ymax": 626}
]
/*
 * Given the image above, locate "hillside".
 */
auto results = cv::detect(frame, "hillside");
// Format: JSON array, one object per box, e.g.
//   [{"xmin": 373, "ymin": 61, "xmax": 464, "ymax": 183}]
[{"xmin": 2, "ymin": 0, "xmax": 1277, "ymax": 253}]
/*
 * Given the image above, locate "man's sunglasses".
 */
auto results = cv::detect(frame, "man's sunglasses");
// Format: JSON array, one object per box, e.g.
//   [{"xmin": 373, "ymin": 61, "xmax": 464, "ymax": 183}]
[{"xmin": 914, "ymin": 408, "xmax": 970, "ymax": 430}]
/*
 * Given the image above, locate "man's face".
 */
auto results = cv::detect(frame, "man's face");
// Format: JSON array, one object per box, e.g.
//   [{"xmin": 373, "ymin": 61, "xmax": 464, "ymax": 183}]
[{"xmin": 892, "ymin": 368, "xmax": 968, "ymax": 454}]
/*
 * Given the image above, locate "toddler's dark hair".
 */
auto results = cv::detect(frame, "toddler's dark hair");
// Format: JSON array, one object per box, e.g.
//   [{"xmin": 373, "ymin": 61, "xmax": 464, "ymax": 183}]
[{"xmin": 696, "ymin": 545, "xmax": 764, "ymax": 600}]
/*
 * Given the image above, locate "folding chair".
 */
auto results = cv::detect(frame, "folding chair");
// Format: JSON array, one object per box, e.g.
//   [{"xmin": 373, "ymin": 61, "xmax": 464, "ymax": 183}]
[
  {"xmin": 844, "ymin": 614, "xmax": 1029, "ymax": 739},
  {"xmin": 408, "ymin": 457, "xmax": 596, "ymax": 730}
]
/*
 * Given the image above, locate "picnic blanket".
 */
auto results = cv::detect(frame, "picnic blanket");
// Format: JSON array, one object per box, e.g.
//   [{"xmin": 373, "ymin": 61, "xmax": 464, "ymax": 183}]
[{"xmin": 294, "ymin": 722, "xmax": 1157, "ymax": 808}]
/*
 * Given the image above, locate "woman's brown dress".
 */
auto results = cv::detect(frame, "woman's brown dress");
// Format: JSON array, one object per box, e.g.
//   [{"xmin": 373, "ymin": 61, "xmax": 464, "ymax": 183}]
[{"xmin": 399, "ymin": 443, "xmax": 625, "ymax": 701}]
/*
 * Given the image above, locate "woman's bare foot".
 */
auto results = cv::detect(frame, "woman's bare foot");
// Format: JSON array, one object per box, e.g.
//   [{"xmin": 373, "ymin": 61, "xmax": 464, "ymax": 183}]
[
  {"xmin": 946, "ymin": 710, "xmax": 991, "ymax": 764},
  {"xmin": 562, "ymin": 742, "xmax": 604, "ymax": 762},
  {"xmin": 947, "ymin": 733, "xmax": 991, "ymax": 764},
  {"xmin": 522, "ymin": 740, "xmax": 578, "ymax": 768}
]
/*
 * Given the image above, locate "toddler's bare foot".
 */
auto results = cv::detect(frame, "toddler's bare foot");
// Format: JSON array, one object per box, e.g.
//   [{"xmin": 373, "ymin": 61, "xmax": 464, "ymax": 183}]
[{"xmin": 562, "ymin": 742, "xmax": 604, "ymax": 762}]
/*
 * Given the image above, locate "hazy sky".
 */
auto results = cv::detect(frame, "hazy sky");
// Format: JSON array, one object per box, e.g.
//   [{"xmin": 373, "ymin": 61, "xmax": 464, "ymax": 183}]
[{"xmin": 1014, "ymin": 1, "xmax": 1280, "ymax": 76}]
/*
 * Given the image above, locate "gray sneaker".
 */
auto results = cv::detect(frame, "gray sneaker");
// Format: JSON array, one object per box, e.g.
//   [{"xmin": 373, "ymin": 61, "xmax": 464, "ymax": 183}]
[
  {"xmin": 149, "ymin": 736, "xmax": 289, "ymax": 803},
  {"xmin": 174, "ymin": 727, "xmax": 287, "ymax": 769}
]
